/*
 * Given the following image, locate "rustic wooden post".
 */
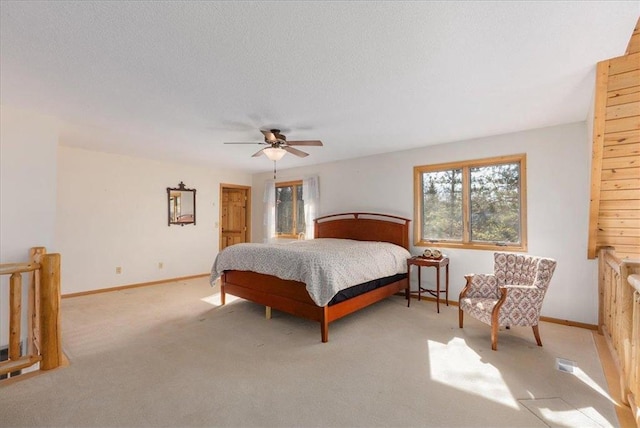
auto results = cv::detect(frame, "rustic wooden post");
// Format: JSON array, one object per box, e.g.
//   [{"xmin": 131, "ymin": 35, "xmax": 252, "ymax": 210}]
[
  {"xmin": 40, "ymin": 253, "xmax": 61, "ymax": 370},
  {"xmin": 9, "ymin": 272, "xmax": 22, "ymax": 361},
  {"xmin": 28, "ymin": 247, "xmax": 45, "ymax": 357},
  {"xmin": 598, "ymin": 248, "xmax": 605, "ymax": 334},
  {"xmin": 632, "ymin": 289, "xmax": 640, "ymax": 420}
]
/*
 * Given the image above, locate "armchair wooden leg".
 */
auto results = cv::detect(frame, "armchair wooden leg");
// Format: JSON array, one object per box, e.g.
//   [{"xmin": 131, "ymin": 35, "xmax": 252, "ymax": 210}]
[
  {"xmin": 532, "ymin": 325, "xmax": 542, "ymax": 346},
  {"xmin": 491, "ymin": 322, "xmax": 498, "ymax": 351},
  {"xmin": 459, "ymin": 278, "xmax": 472, "ymax": 330},
  {"xmin": 490, "ymin": 287, "xmax": 507, "ymax": 351}
]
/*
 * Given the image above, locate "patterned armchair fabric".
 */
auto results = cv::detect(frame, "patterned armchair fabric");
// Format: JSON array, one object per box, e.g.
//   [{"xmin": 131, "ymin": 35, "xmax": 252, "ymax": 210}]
[{"xmin": 459, "ymin": 252, "xmax": 557, "ymax": 350}]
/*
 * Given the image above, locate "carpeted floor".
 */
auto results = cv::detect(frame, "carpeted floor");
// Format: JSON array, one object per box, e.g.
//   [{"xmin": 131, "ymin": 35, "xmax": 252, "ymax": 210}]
[{"xmin": 0, "ymin": 277, "xmax": 619, "ymax": 427}]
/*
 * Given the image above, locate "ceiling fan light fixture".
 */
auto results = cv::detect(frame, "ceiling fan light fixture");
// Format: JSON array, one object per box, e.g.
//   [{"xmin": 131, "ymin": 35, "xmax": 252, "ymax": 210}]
[{"xmin": 263, "ymin": 147, "xmax": 286, "ymax": 161}]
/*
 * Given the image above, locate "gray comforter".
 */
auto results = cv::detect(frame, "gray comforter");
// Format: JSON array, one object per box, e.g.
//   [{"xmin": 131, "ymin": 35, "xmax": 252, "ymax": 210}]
[{"xmin": 210, "ymin": 238, "xmax": 411, "ymax": 306}]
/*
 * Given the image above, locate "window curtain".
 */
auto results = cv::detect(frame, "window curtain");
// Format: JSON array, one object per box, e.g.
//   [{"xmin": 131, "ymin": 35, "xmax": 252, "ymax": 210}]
[
  {"xmin": 302, "ymin": 175, "xmax": 320, "ymax": 240},
  {"xmin": 263, "ymin": 179, "xmax": 276, "ymax": 243}
]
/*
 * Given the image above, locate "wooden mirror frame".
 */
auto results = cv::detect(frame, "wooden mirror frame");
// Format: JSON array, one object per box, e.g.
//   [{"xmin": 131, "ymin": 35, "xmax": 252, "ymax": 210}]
[{"xmin": 167, "ymin": 182, "xmax": 196, "ymax": 226}]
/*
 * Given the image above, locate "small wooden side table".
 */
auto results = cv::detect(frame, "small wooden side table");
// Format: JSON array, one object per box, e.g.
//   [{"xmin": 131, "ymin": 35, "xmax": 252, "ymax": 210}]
[{"xmin": 407, "ymin": 256, "xmax": 450, "ymax": 313}]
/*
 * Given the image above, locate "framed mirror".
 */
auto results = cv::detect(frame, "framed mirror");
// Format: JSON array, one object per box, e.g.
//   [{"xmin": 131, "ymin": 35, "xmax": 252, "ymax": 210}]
[{"xmin": 167, "ymin": 182, "xmax": 196, "ymax": 226}]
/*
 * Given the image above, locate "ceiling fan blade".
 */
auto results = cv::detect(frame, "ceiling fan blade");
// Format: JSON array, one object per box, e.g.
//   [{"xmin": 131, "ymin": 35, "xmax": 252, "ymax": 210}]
[
  {"xmin": 286, "ymin": 140, "xmax": 323, "ymax": 146},
  {"xmin": 272, "ymin": 130, "xmax": 286, "ymax": 141},
  {"xmin": 251, "ymin": 148, "xmax": 266, "ymax": 157},
  {"xmin": 260, "ymin": 130, "xmax": 276, "ymax": 142},
  {"xmin": 283, "ymin": 146, "xmax": 309, "ymax": 157},
  {"xmin": 224, "ymin": 142, "xmax": 264, "ymax": 144}
]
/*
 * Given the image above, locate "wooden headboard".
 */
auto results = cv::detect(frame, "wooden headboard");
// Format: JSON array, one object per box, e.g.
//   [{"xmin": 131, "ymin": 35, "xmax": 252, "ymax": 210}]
[{"xmin": 314, "ymin": 212, "xmax": 411, "ymax": 250}]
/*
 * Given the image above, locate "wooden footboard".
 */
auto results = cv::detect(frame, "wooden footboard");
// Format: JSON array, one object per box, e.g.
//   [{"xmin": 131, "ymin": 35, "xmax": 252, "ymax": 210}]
[
  {"xmin": 220, "ymin": 212, "xmax": 412, "ymax": 342},
  {"xmin": 221, "ymin": 270, "xmax": 409, "ymax": 342}
]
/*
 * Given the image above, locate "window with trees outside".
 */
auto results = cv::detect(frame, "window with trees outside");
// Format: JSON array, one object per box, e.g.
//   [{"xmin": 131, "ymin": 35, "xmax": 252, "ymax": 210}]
[
  {"xmin": 414, "ymin": 154, "xmax": 527, "ymax": 251},
  {"xmin": 276, "ymin": 180, "xmax": 305, "ymax": 238}
]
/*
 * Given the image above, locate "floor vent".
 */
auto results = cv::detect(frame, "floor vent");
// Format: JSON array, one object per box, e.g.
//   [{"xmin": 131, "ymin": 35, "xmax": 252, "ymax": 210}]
[{"xmin": 556, "ymin": 357, "xmax": 576, "ymax": 373}]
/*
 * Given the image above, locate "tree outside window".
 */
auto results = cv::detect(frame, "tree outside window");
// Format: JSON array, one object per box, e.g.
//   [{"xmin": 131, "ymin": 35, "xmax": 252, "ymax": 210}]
[
  {"xmin": 276, "ymin": 181, "xmax": 305, "ymax": 237},
  {"xmin": 422, "ymin": 169, "xmax": 463, "ymax": 241},
  {"xmin": 414, "ymin": 154, "xmax": 527, "ymax": 251}
]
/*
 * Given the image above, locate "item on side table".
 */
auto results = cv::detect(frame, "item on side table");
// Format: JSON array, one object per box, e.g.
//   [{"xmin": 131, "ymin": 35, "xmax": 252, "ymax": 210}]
[{"xmin": 421, "ymin": 248, "xmax": 443, "ymax": 260}]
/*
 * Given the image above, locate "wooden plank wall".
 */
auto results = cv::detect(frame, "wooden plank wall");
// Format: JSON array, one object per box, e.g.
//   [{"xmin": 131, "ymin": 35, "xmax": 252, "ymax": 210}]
[{"xmin": 588, "ymin": 18, "xmax": 640, "ymax": 260}]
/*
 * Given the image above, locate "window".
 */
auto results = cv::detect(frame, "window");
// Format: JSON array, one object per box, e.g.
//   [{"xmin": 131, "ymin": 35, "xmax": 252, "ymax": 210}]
[
  {"xmin": 414, "ymin": 154, "xmax": 527, "ymax": 251},
  {"xmin": 275, "ymin": 180, "xmax": 305, "ymax": 238}
]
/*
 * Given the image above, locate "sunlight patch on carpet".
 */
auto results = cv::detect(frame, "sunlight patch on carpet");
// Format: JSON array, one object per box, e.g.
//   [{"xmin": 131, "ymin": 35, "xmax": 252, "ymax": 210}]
[
  {"xmin": 556, "ymin": 359, "xmax": 618, "ymax": 425},
  {"xmin": 556, "ymin": 357, "xmax": 616, "ymax": 406},
  {"xmin": 200, "ymin": 292, "xmax": 240, "ymax": 306},
  {"xmin": 428, "ymin": 337, "xmax": 519, "ymax": 409},
  {"xmin": 519, "ymin": 398, "xmax": 607, "ymax": 427},
  {"xmin": 574, "ymin": 366, "xmax": 615, "ymax": 405}
]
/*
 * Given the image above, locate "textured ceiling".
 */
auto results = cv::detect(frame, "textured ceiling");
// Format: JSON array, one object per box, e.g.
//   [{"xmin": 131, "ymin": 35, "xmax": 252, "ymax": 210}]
[{"xmin": 1, "ymin": 1, "xmax": 638, "ymax": 173}]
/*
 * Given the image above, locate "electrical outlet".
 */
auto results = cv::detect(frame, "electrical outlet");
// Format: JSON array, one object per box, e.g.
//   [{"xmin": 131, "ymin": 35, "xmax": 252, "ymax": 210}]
[
  {"xmin": 115, "ymin": 266, "xmax": 122, "ymax": 274},
  {"xmin": 158, "ymin": 262, "xmax": 163, "ymax": 269}
]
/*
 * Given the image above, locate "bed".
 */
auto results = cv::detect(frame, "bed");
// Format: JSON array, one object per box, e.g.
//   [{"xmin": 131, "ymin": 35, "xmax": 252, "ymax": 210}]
[{"xmin": 211, "ymin": 212, "xmax": 412, "ymax": 342}]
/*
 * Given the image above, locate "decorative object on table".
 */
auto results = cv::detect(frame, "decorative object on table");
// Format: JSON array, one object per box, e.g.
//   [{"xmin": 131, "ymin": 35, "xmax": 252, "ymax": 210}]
[{"xmin": 421, "ymin": 248, "xmax": 443, "ymax": 260}]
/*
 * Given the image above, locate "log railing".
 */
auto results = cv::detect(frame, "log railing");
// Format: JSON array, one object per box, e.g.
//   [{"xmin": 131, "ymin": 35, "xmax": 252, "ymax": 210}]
[
  {"xmin": 599, "ymin": 248, "xmax": 640, "ymax": 426},
  {"xmin": 0, "ymin": 247, "xmax": 61, "ymax": 379}
]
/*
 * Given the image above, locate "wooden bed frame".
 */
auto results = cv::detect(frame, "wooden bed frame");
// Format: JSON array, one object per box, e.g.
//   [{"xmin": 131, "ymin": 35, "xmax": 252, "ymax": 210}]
[{"xmin": 220, "ymin": 212, "xmax": 411, "ymax": 342}]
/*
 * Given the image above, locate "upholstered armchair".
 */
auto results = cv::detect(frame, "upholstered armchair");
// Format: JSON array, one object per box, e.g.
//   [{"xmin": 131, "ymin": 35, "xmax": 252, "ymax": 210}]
[{"xmin": 459, "ymin": 252, "xmax": 557, "ymax": 350}]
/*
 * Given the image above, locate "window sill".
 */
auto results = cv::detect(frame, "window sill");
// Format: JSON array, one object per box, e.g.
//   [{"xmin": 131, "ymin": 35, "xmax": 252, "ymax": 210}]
[{"xmin": 415, "ymin": 240, "xmax": 527, "ymax": 252}]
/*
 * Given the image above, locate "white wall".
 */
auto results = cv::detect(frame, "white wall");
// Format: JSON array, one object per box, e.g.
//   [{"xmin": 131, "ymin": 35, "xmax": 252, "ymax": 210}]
[
  {"xmin": 252, "ymin": 122, "xmax": 598, "ymax": 324},
  {"xmin": 56, "ymin": 146, "xmax": 251, "ymax": 294},
  {"xmin": 0, "ymin": 106, "xmax": 59, "ymax": 261},
  {"xmin": 0, "ymin": 105, "xmax": 60, "ymax": 346}
]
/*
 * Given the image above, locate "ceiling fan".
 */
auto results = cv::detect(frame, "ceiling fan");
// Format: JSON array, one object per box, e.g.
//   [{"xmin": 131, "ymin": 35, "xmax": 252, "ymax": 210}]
[{"xmin": 224, "ymin": 129, "xmax": 323, "ymax": 161}]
